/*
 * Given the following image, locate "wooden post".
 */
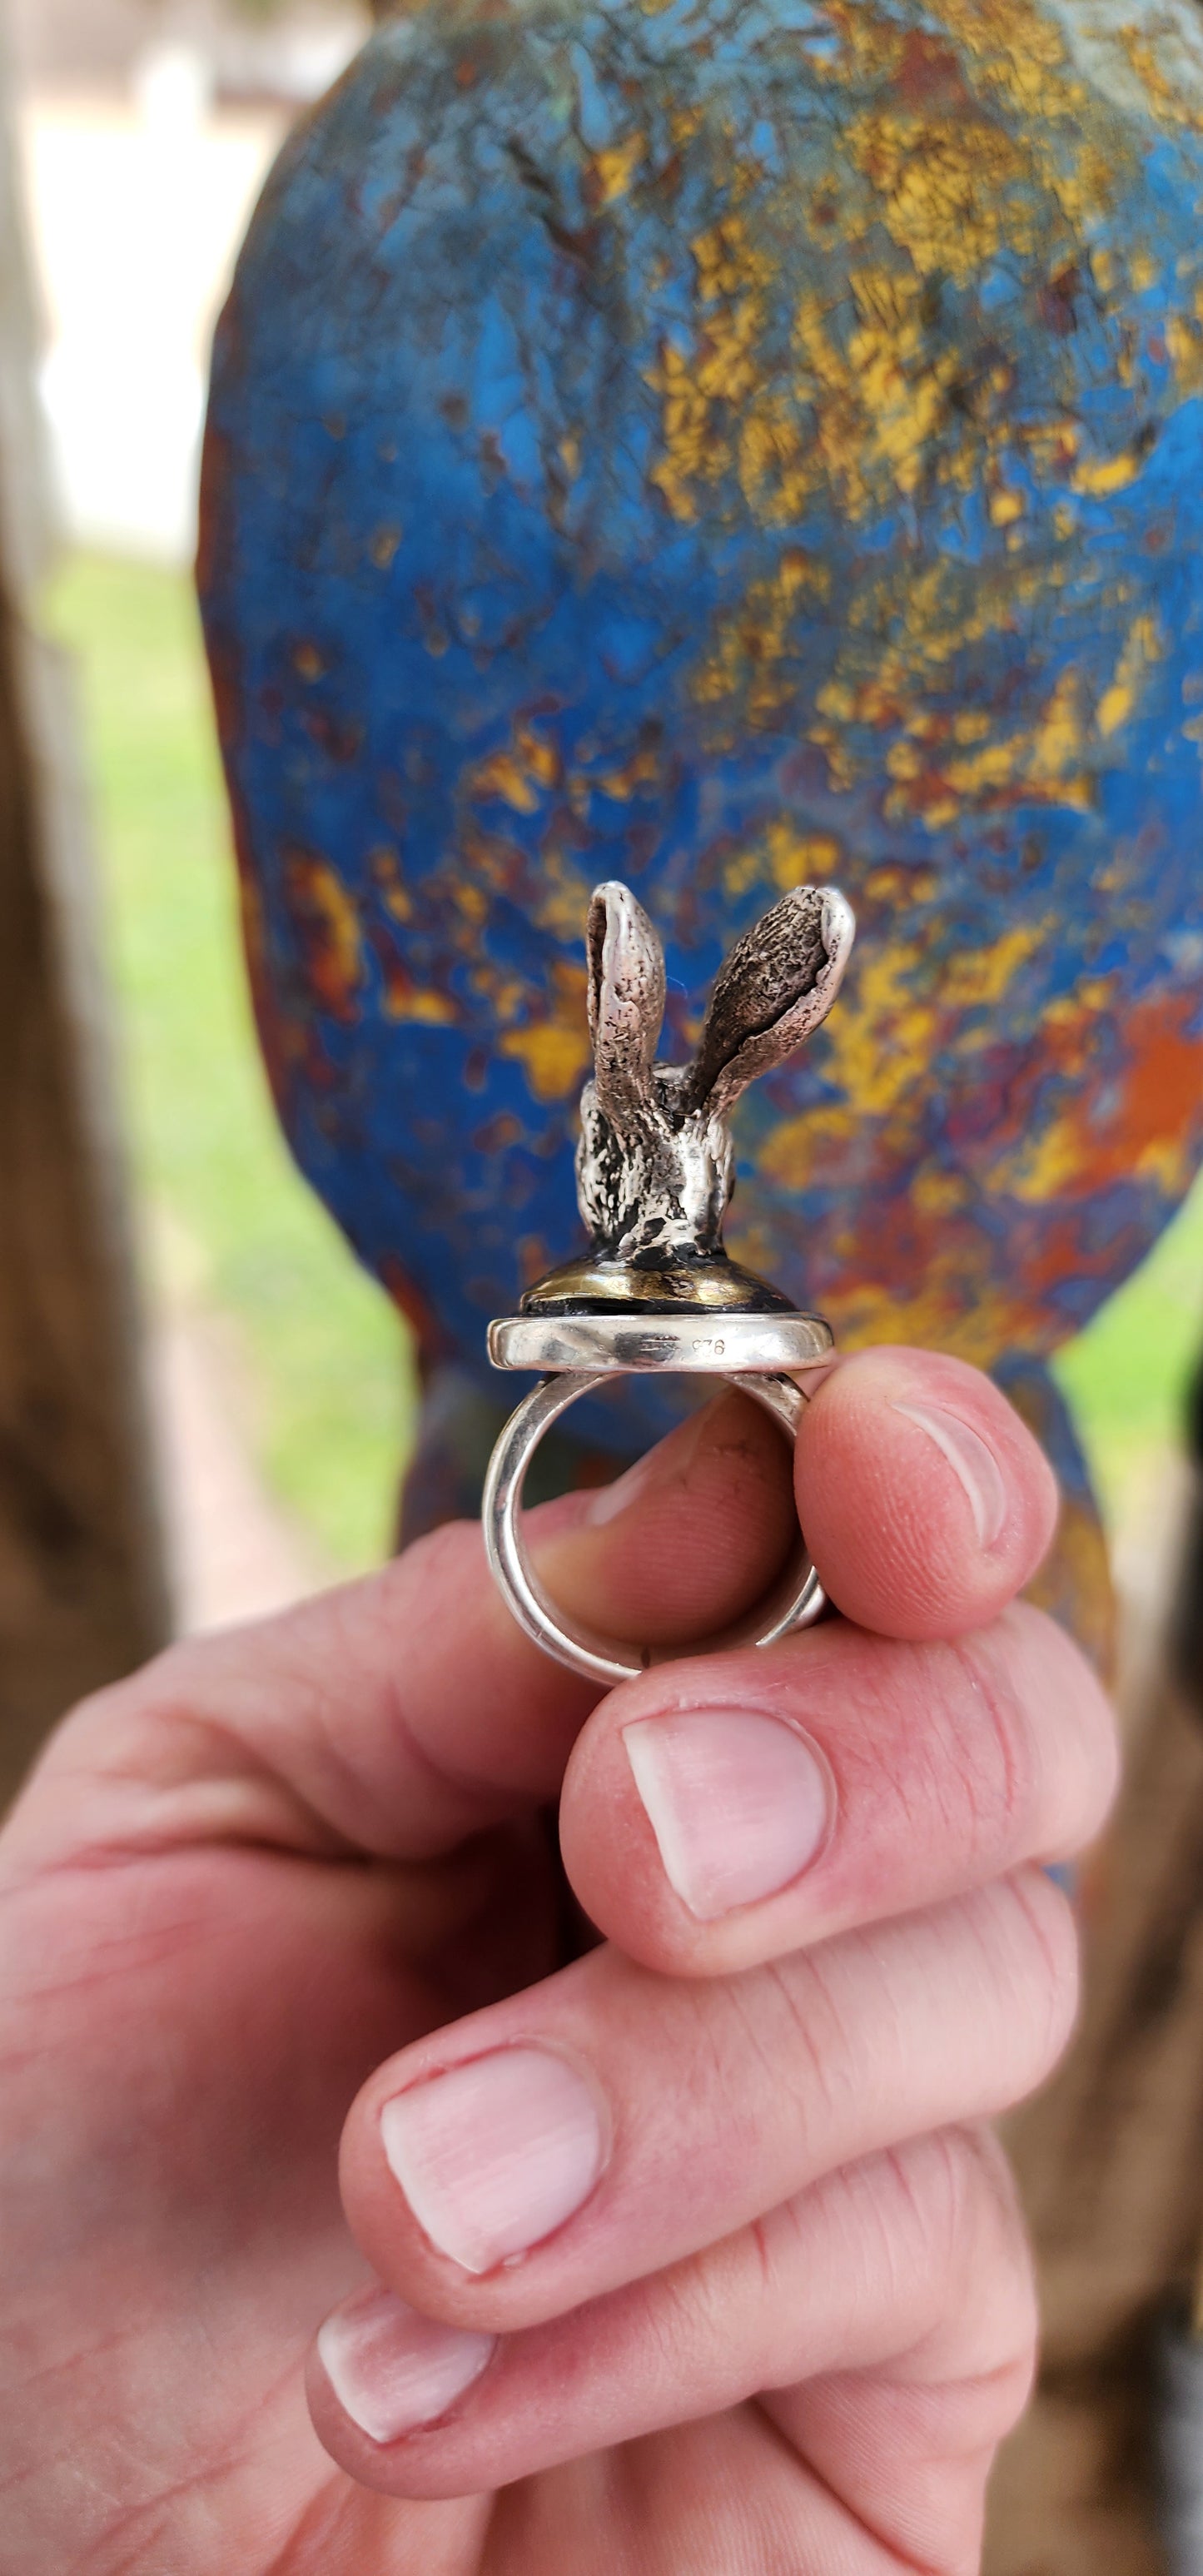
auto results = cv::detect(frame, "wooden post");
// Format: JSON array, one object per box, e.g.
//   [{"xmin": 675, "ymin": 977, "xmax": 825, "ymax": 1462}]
[{"xmin": 0, "ymin": 17, "xmax": 170, "ymax": 1802}]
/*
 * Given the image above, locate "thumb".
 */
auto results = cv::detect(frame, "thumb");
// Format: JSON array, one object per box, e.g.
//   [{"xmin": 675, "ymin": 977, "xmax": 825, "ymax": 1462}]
[
  {"xmin": 536, "ymin": 1387, "xmax": 798, "ymax": 1652},
  {"xmin": 11, "ymin": 1391, "xmax": 799, "ymax": 1878}
]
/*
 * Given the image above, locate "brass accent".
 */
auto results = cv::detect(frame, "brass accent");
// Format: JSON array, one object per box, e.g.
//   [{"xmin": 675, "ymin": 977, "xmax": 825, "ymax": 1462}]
[{"xmin": 519, "ymin": 1251, "xmax": 798, "ymax": 1316}]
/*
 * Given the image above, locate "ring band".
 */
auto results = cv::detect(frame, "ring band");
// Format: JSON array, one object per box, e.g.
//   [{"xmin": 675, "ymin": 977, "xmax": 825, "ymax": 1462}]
[{"xmin": 483, "ymin": 1366, "xmax": 823, "ymax": 1687}]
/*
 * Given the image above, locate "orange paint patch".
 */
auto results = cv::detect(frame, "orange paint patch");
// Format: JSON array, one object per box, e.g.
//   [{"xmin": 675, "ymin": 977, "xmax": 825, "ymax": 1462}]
[{"xmin": 283, "ymin": 848, "xmax": 363, "ymax": 1020}]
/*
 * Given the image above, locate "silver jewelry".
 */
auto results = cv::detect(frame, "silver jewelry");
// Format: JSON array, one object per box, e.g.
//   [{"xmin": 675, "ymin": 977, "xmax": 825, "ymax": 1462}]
[{"xmin": 484, "ymin": 879, "xmax": 856, "ymax": 1684}]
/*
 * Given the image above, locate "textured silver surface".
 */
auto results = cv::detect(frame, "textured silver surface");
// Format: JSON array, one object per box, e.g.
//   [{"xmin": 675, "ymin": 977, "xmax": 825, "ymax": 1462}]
[
  {"xmin": 576, "ymin": 881, "xmax": 854, "ymax": 1266},
  {"xmin": 490, "ymin": 1310, "xmax": 834, "ymax": 1375},
  {"xmin": 483, "ymin": 1369, "xmax": 824, "ymax": 1686},
  {"xmin": 485, "ymin": 878, "xmax": 852, "ymax": 1673}
]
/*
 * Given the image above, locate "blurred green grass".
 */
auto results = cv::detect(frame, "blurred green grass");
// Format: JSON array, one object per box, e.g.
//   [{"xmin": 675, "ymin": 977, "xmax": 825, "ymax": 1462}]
[
  {"xmin": 42, "ymin": 550, "xmax": 1203, "ymax": 1565},
  {"xmin": 1054, "ymin": 1181, "xmax": 1203, "ymax": 1523},
  {"xmin": 49, "ymin": 551, "xmax": 415, "ymax": 1574}
]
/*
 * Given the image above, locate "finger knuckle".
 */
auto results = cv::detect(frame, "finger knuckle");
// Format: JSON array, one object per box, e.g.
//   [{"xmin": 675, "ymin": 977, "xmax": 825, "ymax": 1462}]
[
  {"xmin": 986, "ymin": 1603, "xmax": 1120, "ymax": 1852},
  {"xmin": 989, "ymin": 1865, "xmax": 1081, "ymax": 2081},
  {"xmin": 760, "ymin": 1947, "xmax": 866, "ymax": 2136},
  {"xmin": 890, "ymin": 2126, "xmax": 1039, "ymax": 2389},
  {"xmin": 940, "ymin": 1633, "xmax": 1038, "ymax": 1859}
]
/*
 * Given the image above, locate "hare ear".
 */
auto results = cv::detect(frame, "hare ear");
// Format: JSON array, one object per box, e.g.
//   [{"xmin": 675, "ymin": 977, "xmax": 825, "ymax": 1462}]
[
  {"xmin": 586, "ymin": 880, "xmax": 666, "ymax": 1118},
  {"xmin": 685, "ymin": 885, "xmax": 855, "ymax": 1118}
]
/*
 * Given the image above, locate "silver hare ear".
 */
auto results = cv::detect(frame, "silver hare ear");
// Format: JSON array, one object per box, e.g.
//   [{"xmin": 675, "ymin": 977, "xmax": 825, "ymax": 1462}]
[
  {"xmin": 685, "ymin": 885, "xmax": 855, "ymax": 1118},
  {"xmin": 586, "ymin": 881, "xmax": 666, "ymax": 1119}
]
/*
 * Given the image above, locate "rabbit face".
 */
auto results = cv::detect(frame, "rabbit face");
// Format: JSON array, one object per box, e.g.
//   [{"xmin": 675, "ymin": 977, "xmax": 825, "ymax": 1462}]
[{"xmin": 576, "ymin": 880, "xmax": 855, "ymax": 1265}]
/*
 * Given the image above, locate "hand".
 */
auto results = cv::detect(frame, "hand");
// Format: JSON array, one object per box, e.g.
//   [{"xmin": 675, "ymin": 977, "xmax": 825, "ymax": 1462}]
[{"xmin": 0, "ymin": 1349, "xmax": 1116, "ymax": 2574}]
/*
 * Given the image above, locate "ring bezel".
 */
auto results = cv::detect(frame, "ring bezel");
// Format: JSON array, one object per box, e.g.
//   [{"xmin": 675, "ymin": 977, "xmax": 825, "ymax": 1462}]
[{"xmin": 489, "ymin": 1308, "xmax": 833, "ymax": 1377}]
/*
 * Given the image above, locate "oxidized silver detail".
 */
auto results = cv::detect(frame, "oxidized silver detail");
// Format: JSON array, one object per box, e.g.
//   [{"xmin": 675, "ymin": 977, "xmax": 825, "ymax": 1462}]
[
  {"xmin": 577, "ymin": 881, "xmax": 854, "ymax": 1266},
  {"xmin": 484, "ymin": 1370, "xmax": 823, "ymax": 1688},
  {"xmin": 484, "ymin": 877, "xmax": 855, "ymax": 1683},
  {"xmin": 490, "ymin": 1310, "xmax": 833, "ymax": 1376}
]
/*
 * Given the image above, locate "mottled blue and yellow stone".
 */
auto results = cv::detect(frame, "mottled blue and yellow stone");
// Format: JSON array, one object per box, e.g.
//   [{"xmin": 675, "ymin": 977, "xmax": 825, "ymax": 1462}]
[{"xmin": 201, "ymin": 0, "xmax": 1203, "ymax": 1646}]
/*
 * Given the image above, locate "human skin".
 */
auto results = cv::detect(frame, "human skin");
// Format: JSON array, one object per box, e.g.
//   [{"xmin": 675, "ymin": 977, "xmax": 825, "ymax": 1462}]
[{"xmin": 0, "ymin": 1346, "xmax": 1117, "ymax": 2575}]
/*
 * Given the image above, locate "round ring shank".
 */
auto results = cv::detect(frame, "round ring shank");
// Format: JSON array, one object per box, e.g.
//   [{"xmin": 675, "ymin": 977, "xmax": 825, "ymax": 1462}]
[{"xmin": 483, "ymin": 1369, "xmax": 823, "ymax": 1688}]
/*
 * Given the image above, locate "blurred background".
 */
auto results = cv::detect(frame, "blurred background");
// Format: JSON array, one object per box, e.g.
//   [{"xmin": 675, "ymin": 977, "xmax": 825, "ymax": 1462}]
[
  {"xmin": 9, "ymin": 0, "xmax": 415, "ymax": 1643},
  {"xmin": 6, "ymin": 0, "xmax": 1203, "ymax": 1666}
]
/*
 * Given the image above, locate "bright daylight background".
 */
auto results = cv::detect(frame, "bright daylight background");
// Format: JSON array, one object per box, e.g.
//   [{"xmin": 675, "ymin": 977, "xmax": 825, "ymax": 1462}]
[
  {"xmin": 15, "ymin": 0, "xmax": 414, "ymax": 1632},
  {"xmin": 12, "ymin": 0, "xmax": 1203, "ymax": 1647}
]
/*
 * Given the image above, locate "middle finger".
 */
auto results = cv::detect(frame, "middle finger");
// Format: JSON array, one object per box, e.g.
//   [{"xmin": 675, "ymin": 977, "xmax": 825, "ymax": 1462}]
[
  {"xmin": 561, "ymin": 1599, "xmax": 1116, "ymax": 1975},
  {"xmin": 338, "ymin": 1863, "xmax": 1076, "ymax": 2335}
]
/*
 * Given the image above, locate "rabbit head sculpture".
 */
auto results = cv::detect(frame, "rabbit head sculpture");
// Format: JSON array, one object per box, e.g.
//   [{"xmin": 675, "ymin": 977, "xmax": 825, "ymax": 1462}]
[{"xmin": 575, "ymin": 882, "xmax": 855, "ymax": 1279}]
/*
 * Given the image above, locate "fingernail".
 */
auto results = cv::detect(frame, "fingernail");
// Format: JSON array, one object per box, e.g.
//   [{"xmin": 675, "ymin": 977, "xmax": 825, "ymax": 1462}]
[
  {"xmin": 623, "ymin": 1708, "xmax": 832, "ymax": 1922},
  {"xmin": 380, "ymin": 2047, "xmax": 607, "ymax": 2275},
  {"xmin": 317, "ymin": 2287, "xmax": 494, "ymax": 2444},
  {"xmin": 891, "ymin": 1401, "xmax": 1007, "ymax": 1548}
]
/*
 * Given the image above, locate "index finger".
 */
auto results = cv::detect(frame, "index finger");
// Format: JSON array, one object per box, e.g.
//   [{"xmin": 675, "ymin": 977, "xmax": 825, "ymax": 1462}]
[
  {"xmin": 7, "ymin": 1389, "xmax": 794, "ymax": 1875},
  {"xmin": 11, "ymin": 1351, "xmax": 1057, "ymax": 1881}
]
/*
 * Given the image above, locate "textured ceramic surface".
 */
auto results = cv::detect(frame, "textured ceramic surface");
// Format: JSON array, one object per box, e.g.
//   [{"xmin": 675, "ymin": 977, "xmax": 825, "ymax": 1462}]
[{"xmin": 201, "ymin": 0, "xmax": 1203, "ymax": 1522}]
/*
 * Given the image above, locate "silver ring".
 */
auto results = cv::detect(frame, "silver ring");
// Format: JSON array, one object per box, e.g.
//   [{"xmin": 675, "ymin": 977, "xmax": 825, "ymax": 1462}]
[
  {"xmin": 488, "ymin": 1309, "xmax": 833, "ymax": 1375},
  {"xmin": 483, "ymin": 1365, "xmax": 823, "ymax": 1688},
  {"xmin": 480, "ymin": 873, "xmax": 853, "ymax": 1683}
]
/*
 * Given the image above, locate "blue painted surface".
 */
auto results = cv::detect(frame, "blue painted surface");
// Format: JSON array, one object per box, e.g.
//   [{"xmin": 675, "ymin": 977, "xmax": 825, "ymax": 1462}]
[{"xmin": 200, "ymin": 0, "xmax": 1203, "ymax": 1556}]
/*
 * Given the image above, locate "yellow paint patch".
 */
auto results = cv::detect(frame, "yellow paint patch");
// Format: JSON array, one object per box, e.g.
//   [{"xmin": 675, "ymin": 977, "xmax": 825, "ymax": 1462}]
[
  {"xmin": 926, "ymin": 0, "xmax": 1075, "ymax": 122},
  {"xmin": 389, "ymin": 987, "xmax": 456, "ymax": 1026},
  {"xmin": 1025, "ymin": 670, "xmax": 1091, "ymax": 798},
  {"xmin": 880, "ymin": 659, "xmax": 1096, "ymax": 828},
  {"xmin": 911, "ymin": 1165, "xmax": 968, "ymax": 1216},
  {"xmin": 757, "ymin": 1100, "xmax": 859, "ymax": 1192},
  {"xmin": 1096, "ymin": 613, "xmax": 1163, "ymax": 740},
  {"xmin": 994, "ymin": 1117, "xmax": 1096, "ymax": 1204},
  {"xmin": 470, "ymin": 753, "xmax": 541, "ymax": 813},
  {"xmin": 500, "ymin": 963, "xmax": 593, "ymax": 1102},
  {"xmin": 789, "ymin": 266, "xmax": 966, "ymax": 520},
  {"xmin": 818, "ymin": 940, "xmax": 939, "ymax": 1120},
  {"xmin": 500, "ymin": 1017, "xmax": 594, "ymax": 1102},
  {"xmin": 595, "ymin": 740, "xmax": 664, "ymax": 800},
  {"xmin": 469, "ymin": 724, "xmax": 560, "ymax": 813},
  {"xmin": 942, "ymin": 918, "xmax": 1047, "ymax": 1010},
  {"xmin": 592, "ymin": 134, "xmax": 645, "ymax": 206},
  {"xmin": 1071, "ymin": 450, "xmax": 1143, "ymax": 497},
  {"xmin": 721, "ymin": 846, "xmax": 764, "ymax": 901},
  {"xmin": 1166, "ymin": 286, "xmax": 1203, "ymax": 397},
  {"xmin": 864, "ymin": 863, "xmax": 939, "ymax": 903},
  {"xmin": 370, "ymin": 844, "xmax": 412, "ymax": 922},
  {"xmin": 287, "ymin": 855, "xmax": 362, "ymax": 1011},
  {"xmin": 1119, "ymin": 27, "xmax": 1203, "ymax": 137},
  {"xmin": 847, "ymin": 108, "xmax": 1036, "ymax": 285},
  {"xmin": 648, "ymin": 213, "xmax": 776, "ymax": 522},
  {"xmin": 766, "ymin": 823, "xmax": 844, "ymax": 889},
  {"xmin": 692, "ymin": 550, "xmax": 830, "ymax": 719},
  {"xmin": 1136, "ymin": 1133, "xmax": 1194, "ymax": 1195}
]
